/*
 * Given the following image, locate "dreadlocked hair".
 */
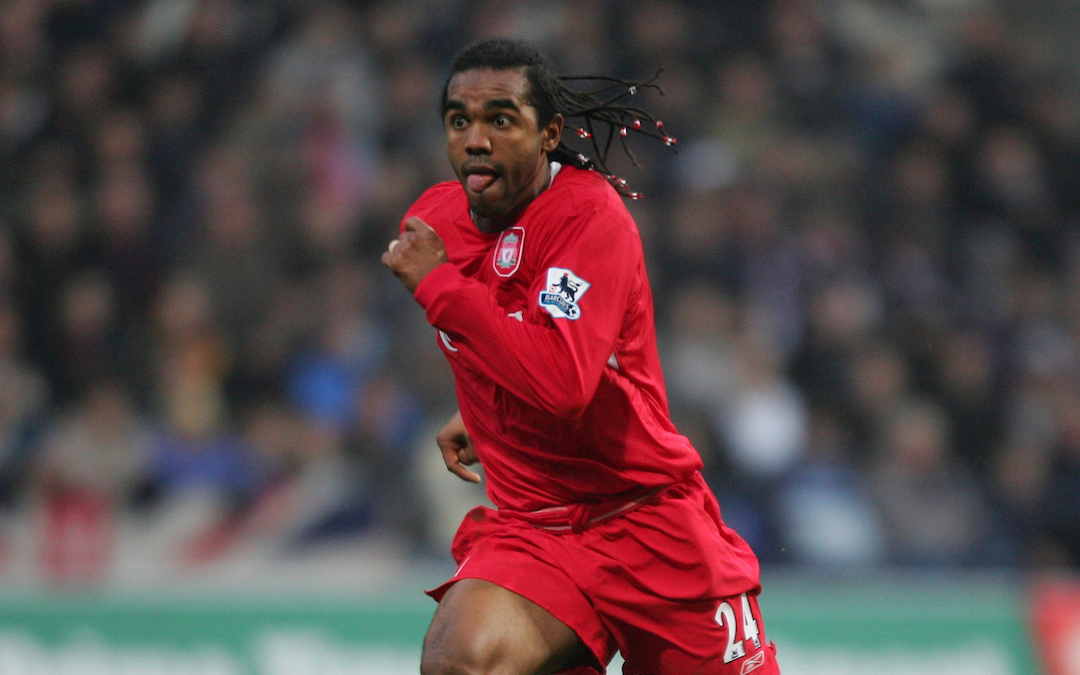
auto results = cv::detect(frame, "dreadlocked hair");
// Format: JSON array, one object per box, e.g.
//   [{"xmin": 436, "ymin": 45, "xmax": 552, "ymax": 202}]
[{"xmin": 441, "ymin": 38, "xmax": 676, "ymax": 200}]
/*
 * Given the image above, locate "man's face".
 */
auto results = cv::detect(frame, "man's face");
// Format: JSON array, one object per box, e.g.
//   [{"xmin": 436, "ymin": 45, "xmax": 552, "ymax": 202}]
[{"xmin": 443, "ymin": 68, "xmax": 561, "ymax": 230}]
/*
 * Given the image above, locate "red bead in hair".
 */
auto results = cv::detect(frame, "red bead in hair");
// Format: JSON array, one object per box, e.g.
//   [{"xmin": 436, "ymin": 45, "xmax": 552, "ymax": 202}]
[
  {"xmin": 632, "ymin": 119, "xmax": 642, "ymax": 129},
  {"xmin": 619, "ymin": 127, "xmax": 628, "ymax": 137}
]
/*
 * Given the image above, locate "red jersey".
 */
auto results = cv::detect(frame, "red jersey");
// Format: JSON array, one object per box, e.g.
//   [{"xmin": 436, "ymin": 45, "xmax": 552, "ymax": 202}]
[{"xmin": 408, "ymin": 165, "xmax": 703, "ymax": 511}]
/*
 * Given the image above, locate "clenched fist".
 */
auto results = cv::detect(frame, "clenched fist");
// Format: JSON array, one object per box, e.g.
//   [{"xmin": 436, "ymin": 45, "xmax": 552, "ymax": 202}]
[{"xmin": 382, "ymin": 217, "xmax": 449, "ymax": 293}]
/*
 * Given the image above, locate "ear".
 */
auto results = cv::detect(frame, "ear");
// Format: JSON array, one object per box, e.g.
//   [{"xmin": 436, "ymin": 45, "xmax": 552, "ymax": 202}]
[{"xmin": 540, "ymin": 113, "xmax": 563, "ymax": 154}]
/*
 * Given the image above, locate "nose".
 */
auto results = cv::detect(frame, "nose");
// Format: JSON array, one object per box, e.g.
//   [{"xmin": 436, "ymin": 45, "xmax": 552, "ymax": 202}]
[{"xmin": 464, "ymin": 123, "xmax": 491, "ymax": 155}]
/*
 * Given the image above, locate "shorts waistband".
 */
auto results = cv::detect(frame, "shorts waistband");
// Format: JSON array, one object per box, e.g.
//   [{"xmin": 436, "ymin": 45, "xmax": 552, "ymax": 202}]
[{"xmin": 498, "ymin": 484, "xmax": 670, "ymax": 534}]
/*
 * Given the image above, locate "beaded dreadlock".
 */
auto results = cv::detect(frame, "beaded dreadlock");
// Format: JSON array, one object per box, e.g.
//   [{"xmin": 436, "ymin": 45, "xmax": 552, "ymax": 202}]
[{"xmin": 440, "ymin": 38, "xmax": 676, "ymax": 200}]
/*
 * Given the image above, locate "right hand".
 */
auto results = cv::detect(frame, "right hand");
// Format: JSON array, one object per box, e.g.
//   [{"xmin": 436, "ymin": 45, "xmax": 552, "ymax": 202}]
[
  {"xmin": 382, "ymin": 217, "xmax": 449, "ymax": 293},
  {"xmin": 436, "ymin": 411, "xmax": 482, "ymax": 483}
]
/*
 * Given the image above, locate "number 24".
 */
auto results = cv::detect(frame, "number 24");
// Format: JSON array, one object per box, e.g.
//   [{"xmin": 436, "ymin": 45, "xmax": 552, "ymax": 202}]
[{"xmin": 714, "ymin": 593, "xmax": 761, "ymax": 664}]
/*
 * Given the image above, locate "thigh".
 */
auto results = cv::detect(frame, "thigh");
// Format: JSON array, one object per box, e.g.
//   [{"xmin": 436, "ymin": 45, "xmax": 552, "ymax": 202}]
[
  {"xmin": 422, "ymin": 578, "xmax": 593, "ymax": 675},
  {"xmin": 427, "ymin": 507, "xmax": 616, "ymax": 669}
]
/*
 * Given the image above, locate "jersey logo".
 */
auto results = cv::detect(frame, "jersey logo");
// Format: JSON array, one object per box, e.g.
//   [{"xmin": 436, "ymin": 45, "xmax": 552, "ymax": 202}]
[
  {"xmin": 493, "ymin": 227, "xmax": 524, "ymax": 277},
  {"xmin": 539, "ymin": 267, "xmax": 590, "ymax": 320},
  {"xmin": 741, "ymin": 651, "xmax": 765, "ymax": 674}
]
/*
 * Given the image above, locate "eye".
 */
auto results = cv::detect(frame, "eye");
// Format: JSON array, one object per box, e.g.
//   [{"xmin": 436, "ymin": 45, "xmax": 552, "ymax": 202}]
[
  {"xmin": 449, "ymin": 115, "xmax": 467, "ymax": 129},
  {"xmin": 493, "ymin": 114, "xmax": 511, "ymax": 128}
]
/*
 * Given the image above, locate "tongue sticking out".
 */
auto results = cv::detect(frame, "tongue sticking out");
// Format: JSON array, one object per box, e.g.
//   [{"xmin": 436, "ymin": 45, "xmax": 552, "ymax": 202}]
[{"xmin": 467, "ymin": 173, "xmax": 497, "ymax": 193}]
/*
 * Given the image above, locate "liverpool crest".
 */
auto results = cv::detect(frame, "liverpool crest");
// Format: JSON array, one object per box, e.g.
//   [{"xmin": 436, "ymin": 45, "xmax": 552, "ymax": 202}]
[{"xmin": 493, "ymin": 227, "xmax": 524, "ymax": 277}]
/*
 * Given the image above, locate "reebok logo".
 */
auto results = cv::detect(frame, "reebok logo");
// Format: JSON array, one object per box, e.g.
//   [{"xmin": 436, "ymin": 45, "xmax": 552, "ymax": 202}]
[{"xmin": 741, "ymin": 651, "xmax": 765, "ymax": 674}]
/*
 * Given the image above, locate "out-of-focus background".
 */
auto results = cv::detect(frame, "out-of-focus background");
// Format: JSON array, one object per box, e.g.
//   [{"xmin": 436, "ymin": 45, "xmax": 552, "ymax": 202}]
[{"xmin": 0, "ymin": 0, "xmax": 1078, "ymax": 673}]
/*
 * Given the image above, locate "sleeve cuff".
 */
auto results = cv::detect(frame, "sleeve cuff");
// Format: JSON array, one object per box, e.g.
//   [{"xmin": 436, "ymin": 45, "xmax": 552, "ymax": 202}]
[{"xmin": 413, "ymin": 262, "xmax": 463, "ymax": 310}]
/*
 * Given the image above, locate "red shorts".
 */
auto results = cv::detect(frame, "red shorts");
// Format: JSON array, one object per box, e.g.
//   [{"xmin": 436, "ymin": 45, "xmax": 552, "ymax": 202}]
[{"xmin": 427, "ymin": 472, "xmax": 780, "ymax": 675}]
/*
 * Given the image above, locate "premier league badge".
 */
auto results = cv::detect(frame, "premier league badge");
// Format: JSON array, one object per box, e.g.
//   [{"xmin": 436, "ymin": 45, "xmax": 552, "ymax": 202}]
[
  {"xmin": 540, "ymin": 267, "xmax": 591, "ymax": 319},
  {"xmin": 493, "ymin": 226, "xmax": 525, "ymax": 277}
]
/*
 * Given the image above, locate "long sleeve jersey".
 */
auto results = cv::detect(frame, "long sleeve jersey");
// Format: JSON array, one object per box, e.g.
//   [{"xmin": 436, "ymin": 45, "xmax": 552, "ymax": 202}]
[{"xmin": 408, "ymin": 164, "xmax": 703, "ymax": 511}]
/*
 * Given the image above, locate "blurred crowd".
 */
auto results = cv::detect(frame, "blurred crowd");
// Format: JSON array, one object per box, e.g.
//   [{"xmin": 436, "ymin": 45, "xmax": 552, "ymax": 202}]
[{"xmin": 0, "ymin": 0, "xmax": 1078, "ymax": 586}]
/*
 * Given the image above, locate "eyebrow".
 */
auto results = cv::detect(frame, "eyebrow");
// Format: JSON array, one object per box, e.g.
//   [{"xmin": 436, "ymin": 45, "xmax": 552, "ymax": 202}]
[
  {"xmin": 444, "ymin": 98, "xmax": 522, "ymax": 115},
  {"xmin": 484, "ymin": 98, "xmax": 520, "ymax": 112}
]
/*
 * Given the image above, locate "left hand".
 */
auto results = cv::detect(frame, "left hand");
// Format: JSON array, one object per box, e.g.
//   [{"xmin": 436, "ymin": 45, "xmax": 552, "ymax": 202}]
[
  {"xmin": 382, "ymin": 217, "xmax": 448, "ymax": 293},
  {"xmin": 436, "ymin": 411, "xmax": 481, "ymax": 483}
]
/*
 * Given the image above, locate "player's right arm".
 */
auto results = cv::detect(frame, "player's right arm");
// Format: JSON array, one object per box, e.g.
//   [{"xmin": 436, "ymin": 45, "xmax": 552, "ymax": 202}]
[
  {"xmin": 416, "ymin": 213, "xmax": 638, "ymax": 418},
  {"xmin": 383, "ymin": 217, "xmax": 449, "ymax": 293}
]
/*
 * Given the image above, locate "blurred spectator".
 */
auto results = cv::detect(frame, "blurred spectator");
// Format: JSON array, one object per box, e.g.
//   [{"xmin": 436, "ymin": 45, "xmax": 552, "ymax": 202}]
[
  {"xmin": 285, "ymin": 261, "xmax": 388, "ymax": 433},
  {"xmin": 708, "ymin": 53, "xmax": 786, "ymax": 178},
  {"xmin": 14, "ymin": 170, "xmax": 93, "ymax": 404},
  {"xmin": 1036, "ymin": 388, "xmax": 1080, "ymax": 566},
  {"xmin": 791, "ymin": 275, "xmax": 884, "ymax": 416},
  {"xmin": 149, "ymin": 272, "xmax": 230, "ymax": 440},
  {"xmin": 932, "ymin": 328, "xmax": 1003, "ymax": 475},
  {"xmin": 719, "ymin": 332, "xmax": 807, "ymax": 483},
  {"xmin": 238, "ymin": 400, "xmax": 374, "ymax": 552},
  {"xmin": 972, "ymin": 124, "xmax": 1059, "ymax": 264},
  {"xmin": 33, "ymin": 379, "xmax": 152, "ymax": 505},
  {"xmin": 0, "ymin": 1, "xmax": 50, "ymax": 83},
  {"xmin": 349, "ymin": 372, "xmax": 427, "ymax": 543},
  {"xmin": 144, "ymin": 407, "xmax": 264, "ymax": 506},
  {"xmin": 48, "ymin": 44, "xmax": 116, "ymax": 141},
  {"xmin": 0, "ymin": 303, "xmax": 49, "ymax": 506},
  {"xmin": 657, "ymin": 190, "xmax": 734, "ymax": 288},
  {"xmin": 52, "ymin": 269, "xmax": 121, "ymax": 402},
  {"xmin": 661, "ymin": 281, "xmax": 740, "ymax": 415},
  {"xmin": 188, "ymin": 147, "xmax": 283, "ymax": 349},
  {"xmin": 776, "ymin": 409, "xmax": 885, "ymax": 567},
  {"xmin": 870, "ymin": 397, "xmax": 995, "ymax": 566},
  {"xmin": 31, "ymin": 379, "xmax": 152, "ymax": 584},
  {"xmin": 91, "ymin": 159, "xmax": 161, "ymax": 324},
  {"xmin": 844, "ymin": 341, "xmax": 912, "ymax": 443},
  {"xmin": 766, "ymin": 0, "xmax": 845, "ymax": 132}
]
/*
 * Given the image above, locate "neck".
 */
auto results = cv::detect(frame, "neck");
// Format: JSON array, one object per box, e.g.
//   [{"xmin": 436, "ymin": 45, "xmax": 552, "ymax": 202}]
[{"xmin": 473, "ymin": 159, "xmax": 552, "ymax": 234}]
